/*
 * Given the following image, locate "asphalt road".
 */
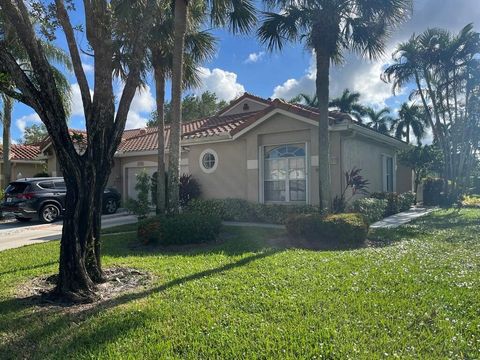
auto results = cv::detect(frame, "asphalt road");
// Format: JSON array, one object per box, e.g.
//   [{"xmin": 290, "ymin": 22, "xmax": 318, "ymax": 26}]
[{"xmin": 0, "ymin": 213, "xmax": 138, "ymax": 252}]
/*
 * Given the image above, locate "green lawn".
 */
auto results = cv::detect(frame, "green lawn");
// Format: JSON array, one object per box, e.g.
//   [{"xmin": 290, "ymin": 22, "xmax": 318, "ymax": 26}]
[{"xmin": 0, "ymin": 210, "xmax": 479, "ymax": 359}]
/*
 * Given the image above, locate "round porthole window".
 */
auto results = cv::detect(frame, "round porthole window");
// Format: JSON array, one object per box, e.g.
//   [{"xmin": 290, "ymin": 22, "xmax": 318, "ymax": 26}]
[{"xmin": 199, "ymin": 149, "xmax": 218, "ymax": 173}]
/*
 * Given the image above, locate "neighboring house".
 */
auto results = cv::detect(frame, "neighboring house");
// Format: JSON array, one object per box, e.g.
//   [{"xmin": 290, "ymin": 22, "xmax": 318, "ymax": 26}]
[
  {"xmin": 34, "ymin": 93, "xmax": 414, "ymax": 204},
  {"xmin": 0, "ymin": 144, "xmax": 45, "ymax": 188}
]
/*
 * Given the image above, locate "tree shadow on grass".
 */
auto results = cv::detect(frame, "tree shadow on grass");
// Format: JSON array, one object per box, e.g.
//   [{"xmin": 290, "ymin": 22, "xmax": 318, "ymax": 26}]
[
  {"xmin": 0, "ymin": 261, "xmax": 58, "ymax": 277},
  {"xmin": 0, "ymin": 249, "xmax": 281, "ymax": 358}
]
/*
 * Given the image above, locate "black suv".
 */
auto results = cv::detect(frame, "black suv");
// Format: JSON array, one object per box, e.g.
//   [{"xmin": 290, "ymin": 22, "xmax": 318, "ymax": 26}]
[{"xmin": 1, "ymin": 177, "xmax": 121, "ymax": 223}]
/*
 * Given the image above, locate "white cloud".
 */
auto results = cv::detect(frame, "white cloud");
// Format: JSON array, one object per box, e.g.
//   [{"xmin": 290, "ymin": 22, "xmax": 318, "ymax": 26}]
[
  {"xmin": 125, "ymin": 111, "xmax": 149, "ymax": 130},
  {"xmin": 272, "ymin": 53, "xmax": 397, "ymax": 107},
  {"xmin": 70, "ymin": 83, "xmax": 93, "ymax": 117},
  {"xmin": 244, "ymin": 51, "xmax": 265, "ymax": 64},
  {"xmin": 16, "ymin": 113, "xmax": 41, "ymax": 138},
  {"xmin": 82, "ymin": 63, "xmax": 94, "ymax": 73},
  {"xmin": 194, "ymin": 67, "xmax": 245, "ymax": 102}
]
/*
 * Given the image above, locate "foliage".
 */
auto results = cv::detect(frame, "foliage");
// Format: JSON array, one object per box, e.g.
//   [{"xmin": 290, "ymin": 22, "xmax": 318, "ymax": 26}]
[
  {"xmin": 148, "ymin": 91, "xmax": 227, "ymax": 126},
  {"xmin": 384, "ymin": 24, "xmax": 480, "ymax": 194},
  {"xmin": 461, "ymin": 195, "xmax": 480, "ymax": 208},
  {"xmin": 390, "ymin": 103, "xmax": 428, "ymax": 144},
  {"xmin": 332, "ymin": 167, "xmax": 370, "ymax": 213},
  {"xmin": 398, "ymin": 191, "xmax": 416, "ymax": 212},
  {"xmin": 370, "ymin": 192, "xmax": 401, "ymax": 216},
  {"xmin": 137, "ymin": 213, "xmax": 222, "ymax": 246},
  {"xmin": 364, "ymin": 107, "xmax": 393, "ymax": 134},
  {"xmin": 286, "ymin": 213, "xmax": 368, "ymax": 246},
  {"xmin": 179, "ymin": 174, "xmax": 202, "ymax": 206},
  {"xmin": 1, "ymin": 210, "xmax": 480, "ymax": 358},
  {"xmin": 33, "ymin": 172, "xmax": 50, "ymax": 177},
  {"xmin": 21, "ymin": 123, "xmax": 48, "ymax": 145},
  {"xmin": 398, "ymin": 145, "xmax": 443, "ymax": 203},
  {"xmin": 188, "ymin": 198, "xmax": 321, "ymax": 224},
  {"xmin": 125, "ymin": 170, "xmax": 151, "ymax": 219},
  {"xmin": 151, "ymin": 173, "xmax": 201, "ymax": 207},
  {"xmin": 350, "ymin": 198, "xmax": 388, "ymax": 224},
  {"xmin": 328, "ymin": 88, "xmax": 367, "ymax": 122},
  {"xmin": 423, "ymin": 178, "xmax": 445, "ymax": 206}
]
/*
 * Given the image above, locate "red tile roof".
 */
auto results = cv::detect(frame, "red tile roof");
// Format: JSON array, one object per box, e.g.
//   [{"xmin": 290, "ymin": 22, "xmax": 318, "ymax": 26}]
[{"xmin": 0, "ymin": 144, "xmax": 41, "ymax": 161}]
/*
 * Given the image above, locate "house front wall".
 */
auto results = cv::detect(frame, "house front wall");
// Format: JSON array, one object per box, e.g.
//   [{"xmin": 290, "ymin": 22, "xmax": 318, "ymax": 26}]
[{"xmin": 0, "ymin": 162, "xmax": 45, "ymax": 188}]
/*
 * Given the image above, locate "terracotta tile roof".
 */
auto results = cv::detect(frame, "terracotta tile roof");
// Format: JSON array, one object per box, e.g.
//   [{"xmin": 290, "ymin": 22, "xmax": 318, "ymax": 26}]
[{"xmin": 0, "ymin": 144, "xmax": 41, "ymax": 161}]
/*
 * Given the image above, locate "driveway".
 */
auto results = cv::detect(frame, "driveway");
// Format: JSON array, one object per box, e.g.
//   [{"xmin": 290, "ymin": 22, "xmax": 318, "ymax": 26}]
[{"xmin": 0, "ymin": 212, "xmax": 138, "ymax": 252}]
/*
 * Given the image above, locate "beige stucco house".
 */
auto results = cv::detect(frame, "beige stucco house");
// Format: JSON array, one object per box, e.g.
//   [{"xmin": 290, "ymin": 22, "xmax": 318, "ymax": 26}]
[
  {"xmin": 0, "ymin": 145, "xmax": 45, "ymax": 188},
  {"xmin": 16, "ymin": 93, "xmax": 413, "ymax": 204}
]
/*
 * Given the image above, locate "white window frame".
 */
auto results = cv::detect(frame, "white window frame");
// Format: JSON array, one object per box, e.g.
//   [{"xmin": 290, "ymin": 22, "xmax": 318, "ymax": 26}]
[
  {"xmin": 260, "ymin": 142, "xmax": 309, "ymax": 204},
  {"xmin": 199, "ymin": 148, "xmax": 218, "ymax": 174},
  {"xmin": 382, "ymin": 154, "xmax": 396, "ymax": 192}
]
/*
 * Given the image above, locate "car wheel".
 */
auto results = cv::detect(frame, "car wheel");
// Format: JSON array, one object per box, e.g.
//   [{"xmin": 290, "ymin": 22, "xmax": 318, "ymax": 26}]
[
  {"xmin": 103, "ymin": 198, "xmax": 118, "ymax": 214},
  {"xmin": 40, "ymin": 204, "xmax": 60, "ymax": 223},
  {"xmin": 15, "ymin": 217, "xmax": 32, "ymax": 222}
]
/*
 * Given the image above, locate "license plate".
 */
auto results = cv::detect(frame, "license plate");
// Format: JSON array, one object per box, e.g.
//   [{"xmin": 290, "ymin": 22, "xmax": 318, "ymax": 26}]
[{"xmin": 6, "ymin": 197, "xmax": 12, "ymax": 203}]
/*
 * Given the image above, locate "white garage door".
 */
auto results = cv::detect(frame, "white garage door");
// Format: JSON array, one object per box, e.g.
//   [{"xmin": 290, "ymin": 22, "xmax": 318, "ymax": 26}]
[{"xmin": 127, "ymin": 167, "xmax": 157, "ymax": 201}]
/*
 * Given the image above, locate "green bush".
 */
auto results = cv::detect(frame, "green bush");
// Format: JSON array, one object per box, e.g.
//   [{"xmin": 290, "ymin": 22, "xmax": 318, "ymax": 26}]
[
  {"xmin": 461, "ymin": 195, "xmax": 480, "ymax": 208},
  {"xmin": 286, "ymin": 213, "xmax": 368, "ymax": 246},
  {"xmin": 138, "ymin": 213, "xmax": 222, "ymax": 245},
  {"xmin": 370, "ymin": 192, "xmax": 400, "ymax": 216},
  {"xmin": 188, "ymin": 198, "xmax": 321, "ymax": 224},
  {"xmin": 398, "ymin": 191, "xmax": 415, "ymax": 212},
  {"xmin": 350, "ymin": 198, "xmax": 388, "ymax": 224},
  {"xmin": 125, "ymin": 170, "xmax": 152, "ymax": 218},
  {"xmin": 423, "ymin": 178, "xmax": 444, "ymax": 206}
]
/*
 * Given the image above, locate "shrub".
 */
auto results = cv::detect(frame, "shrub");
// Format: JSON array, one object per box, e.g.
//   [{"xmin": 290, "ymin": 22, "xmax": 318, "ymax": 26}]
[
  {"xmin": 138, "ymin": 213, "xmax": 222, "ymax": 245},
  {"xmin": 350, "ymin": 198, "xmax": 388, "ymax": 224},
  {"xmin": 461, "ymin": 195, "xmax": 480, "ymax": 208},
  {"xmin": 423, "ymin": 178, "xmax": 444, "ymax": 206},
  {"xmin": 188, "ymin": 198, "xmax": 321, "ymax": 224},
  {"xmin": 179, "ymin": 174, "xmax": 202, "ymax": 206},
  {"xmin": 398, "ymin": 191, "xmax": 415, "ymax": 212},
  {"xmin": 125, "ymin": 170, "xmax": 151, "ymax": 218},
  {"xmin": 286, "ymin": 213, "xmax": 368, "ymax": 246},
  {"xmin": 370, "ymin": 192, "xmax": 400, "ymax": 216},
  {"xmin": 33, "ymin": 172, "xmax": 49, "ymax": 177}
]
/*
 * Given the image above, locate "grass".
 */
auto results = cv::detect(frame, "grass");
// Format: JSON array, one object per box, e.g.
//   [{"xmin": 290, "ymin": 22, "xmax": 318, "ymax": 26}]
[{"xmin": 0, "ymin": 209, "xmax": 479, "ymax": 359}]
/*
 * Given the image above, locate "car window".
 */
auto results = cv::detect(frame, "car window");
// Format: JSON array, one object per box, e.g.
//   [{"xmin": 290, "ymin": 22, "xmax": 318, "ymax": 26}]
[
  {"xmin": 5, "ymin": 182, "xmax": 29, "ymax": 194},
  {"xmin": 54, "ymin": 181, "xmax": 66, "ymax": 190},
  {"xmin": 37, "ymin": 181, "xmax": 55, "ymax": 189}
]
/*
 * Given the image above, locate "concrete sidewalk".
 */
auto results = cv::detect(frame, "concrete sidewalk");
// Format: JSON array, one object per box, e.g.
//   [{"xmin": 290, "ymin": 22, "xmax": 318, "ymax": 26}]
[{"xmin": 370, "ymin": 207, "xmax": 435, "ymax": 229}]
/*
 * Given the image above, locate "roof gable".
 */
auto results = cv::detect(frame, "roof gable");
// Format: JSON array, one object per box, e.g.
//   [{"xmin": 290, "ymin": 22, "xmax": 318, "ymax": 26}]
[{"xmin": 217, "ymin": 93, "xmax": 271, "ymax": 116}]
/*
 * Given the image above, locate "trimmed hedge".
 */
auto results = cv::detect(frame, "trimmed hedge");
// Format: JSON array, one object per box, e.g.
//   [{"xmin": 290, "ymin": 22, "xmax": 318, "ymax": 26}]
[
  {"xmin": 350, "ymin": 198, "xmax": 388, "ymax": 224},
  {"xmin": 398, "ymin": 192, "xmax": 415, "ymax": 212},
  {"xmin": 188, "ymin": 198, "xmax": 321, "ymax": 225},
  {"xmin": 286, "ymin": 213, "xmax": 368, "ymax": 246},
  {"xmin": 138, "ymin": 213, "xmax": 222, "ymax": 246},
  {"xmin": 423, "ymin": 178, "xmax": 444, "ymax": 206}
]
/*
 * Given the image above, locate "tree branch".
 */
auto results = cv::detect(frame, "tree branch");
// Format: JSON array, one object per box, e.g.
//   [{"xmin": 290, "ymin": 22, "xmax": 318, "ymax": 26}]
[{"xmin": 55, "ymin": 0, "xmax": 92, "ymax": 116}]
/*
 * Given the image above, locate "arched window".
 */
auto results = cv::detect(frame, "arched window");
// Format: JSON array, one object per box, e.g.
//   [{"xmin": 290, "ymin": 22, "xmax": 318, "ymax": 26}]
[{"xmin": 264, "ymin": 144, "xmax": 306, "ymax": 202}]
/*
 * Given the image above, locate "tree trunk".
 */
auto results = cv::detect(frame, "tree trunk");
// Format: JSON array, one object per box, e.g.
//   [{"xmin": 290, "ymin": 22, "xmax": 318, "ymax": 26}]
[
  {"xmin": 152, "ymin": 53, "xmax": 166, "ymax": 215},
  {"xmin": 168, "ymin": 0, "xmax": 188, "ymax": 214},
  {"xmin": 2, "ymin": 96, "xmax": 13, "ymax": 186},
  {"xmin": 315, "ymin": 50, "xmax": 332, "ymax": 211}
]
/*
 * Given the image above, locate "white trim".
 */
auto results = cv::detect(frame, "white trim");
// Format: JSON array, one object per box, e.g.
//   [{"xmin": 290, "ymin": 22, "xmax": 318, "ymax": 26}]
[
  {"xmin": 347, "ymin": 123, "xmax": 408, "ymax": 149},
  {"xmin": 0, "ymin": 159, "xmax": 45, "ymax": 164},
  {"xmin": 305, "ymin": 142, "xmax": 310, "ymax": 205},
  {"xmin": 381, "ymin": 154, "xmax": 395, "ymax": 192},
  {"xmin": 247, "ymin": 159, "xmax": 258, "ymax": 170},
  {"xmin": 218, "ymin": 98, "xmax": 269, "ymax": 116},
  {"xmin": 199, "ymin": 148, "xmax": 218, "ymax": 174},
  {"xmin": 258, "ymin": 146, "xmax": 264, "ymax": 203},
  {"xmin": 232, "ymin": 109, "xmax": 318, "ymax": 140}
]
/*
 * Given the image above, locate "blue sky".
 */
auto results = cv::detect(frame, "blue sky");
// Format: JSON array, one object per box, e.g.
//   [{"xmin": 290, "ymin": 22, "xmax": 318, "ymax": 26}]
[{"xmin": 6, "ymin": 0, "xmax": 480, "ymax": 143}]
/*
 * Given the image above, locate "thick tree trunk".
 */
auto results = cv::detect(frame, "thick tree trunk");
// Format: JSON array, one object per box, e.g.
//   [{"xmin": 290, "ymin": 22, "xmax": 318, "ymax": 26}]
[
  {"xmin": 168, "ymin": 0, "xmax": 188, "ymax": 214},
  {"xmin": 315, "ymin": 51, "xmax": 332, "ymax": 211},
  {"xmin": 2, "ymin": 96, "xmax": 13, "ymax": 186},
  {"xmin": 152, "ymin": 54, "xmax": 166, "ymax": 215}
]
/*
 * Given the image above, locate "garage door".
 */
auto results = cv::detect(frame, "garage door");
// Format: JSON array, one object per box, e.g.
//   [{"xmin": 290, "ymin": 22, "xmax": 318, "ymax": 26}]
[{"xmin": 127, "ymin": 167, "xmax": 157, "ymax": 201}]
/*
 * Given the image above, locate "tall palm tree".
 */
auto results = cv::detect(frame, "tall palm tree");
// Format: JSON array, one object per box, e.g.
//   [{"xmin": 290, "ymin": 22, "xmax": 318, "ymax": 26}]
[
  {"xmin": 329, "ymin": 88, "xmax": 367, "ymax": 122},
  {"xmin": 0, "ymin": 16, "xmax": 71, "ymax": 187},
  {"xmin": 364, "ymin": 107, "xmax": 392, "ymax": 134},
  {"xmin": 258, "ymin": 0, "xmax": 412, "ymax": 210},
  {"xmin": 169, "ymin": 0, "xmax": 256, "ymax": 213},
  {"xmin": 290, "ymin": 93, "xmax": 318, "ymax": 107},
  {"xmin": 391, "ymin": 103, "xmax": 427, "ymax": 144},
  {"xmin": 148, "ymin": 1, "xmax": 216, "ymax": 214}
]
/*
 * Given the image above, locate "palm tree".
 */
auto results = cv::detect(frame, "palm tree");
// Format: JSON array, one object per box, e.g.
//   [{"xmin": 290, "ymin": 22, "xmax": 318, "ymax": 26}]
[
  {"xmin": 0, "ymin": 17, "xmax": 71, "ymax": 187},
  {"xmin": 148, "ymin": 1, "xmax": 216, "ymax": 214},
  {"xmin": 364, "ymin": 107, "xmax": 392, "ymax": 134},
  {"xmin": 258, "ymin": 0, "xmax": 412, "ymax": 210},
  {"xmin": 391, "ymin": 103, "xmax": 427, "ymax": 144},
  {"xmin": 290, "ymin": 93, "xmax": 318, "ymax": 107},
  {"xmin": 329, "ymin": 88, "xmax": 367, "ymax": 122},
  {"xmin": 169, "ymin": 0, "xmax": 256, "ymax": 213}
]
